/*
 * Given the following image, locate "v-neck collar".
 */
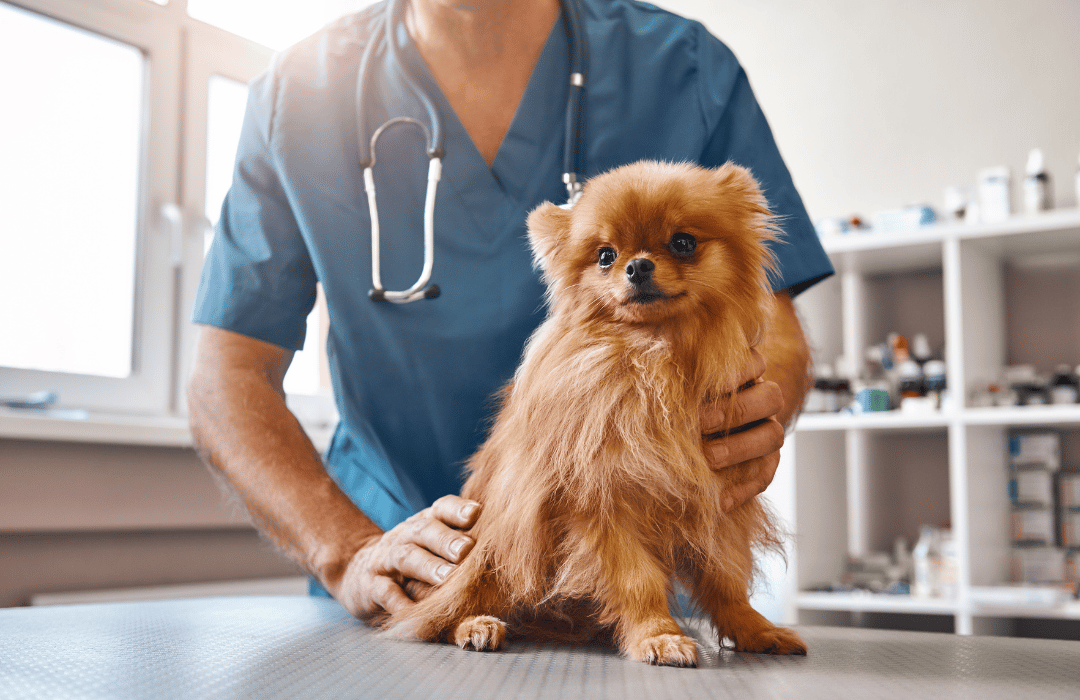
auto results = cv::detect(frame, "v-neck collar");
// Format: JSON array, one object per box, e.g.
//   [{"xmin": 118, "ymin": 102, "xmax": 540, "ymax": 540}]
[{"xmin": 391, "ymin": 13, "xmax": 570, "ymax": 215}]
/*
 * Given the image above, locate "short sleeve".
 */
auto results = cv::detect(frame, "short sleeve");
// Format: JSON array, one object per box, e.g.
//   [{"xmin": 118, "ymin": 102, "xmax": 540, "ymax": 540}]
[
  {"xmin": 191, "ymin": 63, "xmax": 317, "ymax": 350},
  {"xmin": 695, "ymin": 27, "xmax": 833, "ymax": 296}
]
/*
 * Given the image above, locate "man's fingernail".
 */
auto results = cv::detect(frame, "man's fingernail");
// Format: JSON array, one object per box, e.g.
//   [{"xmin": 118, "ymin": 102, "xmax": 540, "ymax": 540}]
[
  {"xmin": 460, "ymin": 502, "xmax": 479, "ymax": 520},
  {"xmin": 436, "ymin": 564, "xmax": 454, "ymax": 582},
  {"xmin": 450, "ymin": 537, "xmax": 470, "ymax": 558}
]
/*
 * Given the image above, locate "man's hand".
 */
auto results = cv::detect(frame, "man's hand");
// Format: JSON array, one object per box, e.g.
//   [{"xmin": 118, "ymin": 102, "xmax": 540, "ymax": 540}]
[
  {"xmin": 330, "ymin": 495, "xmax": 481, "ymax": 621},
  {"xmin": 701, "ymin": 347, "xmax": 786, "ymax": 513}
]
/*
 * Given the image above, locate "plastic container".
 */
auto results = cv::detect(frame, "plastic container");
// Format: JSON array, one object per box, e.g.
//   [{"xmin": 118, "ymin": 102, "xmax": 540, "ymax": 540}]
[
  {"xmin": 912, "ymin": 525, "xmax": 942, "ymax": 598},
  {"xmin": 1022, "ymin": 148, "xmax": 1053, "ymax": 214},
  {"xmin": 978, "ymin": 166, "xmax": 1012, "ymax": 223},
  {"xmin": 1048, "ymin": 365, "xmax": 1079, "ymax": 405}
]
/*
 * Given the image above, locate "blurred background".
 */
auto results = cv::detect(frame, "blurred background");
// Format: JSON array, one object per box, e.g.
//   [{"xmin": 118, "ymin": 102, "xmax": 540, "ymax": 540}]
[{"xmin": 1, "ymin": 0, "xmax": 1078, "ymax": 638}]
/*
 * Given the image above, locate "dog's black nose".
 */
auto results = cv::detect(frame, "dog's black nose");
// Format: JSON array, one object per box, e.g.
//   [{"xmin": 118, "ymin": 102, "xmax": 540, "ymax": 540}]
[{"xmin": 626, "ymin": 258, "xmax": 655, "ymax": 286}]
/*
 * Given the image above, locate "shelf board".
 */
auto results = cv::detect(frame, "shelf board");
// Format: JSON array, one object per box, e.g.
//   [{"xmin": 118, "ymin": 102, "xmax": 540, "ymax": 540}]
[
  {"xmin": 797, "ymin": 406, "xmax": 1080, "ymax": 432},
  {"xmin": 969, "ymin": 586, "xmax": 1080, "ymax": 620},
  {"xmin": 962, "ymin": 405, "xmax": 1080, "ymax": 427},
  {"xmin": 796, "ymin": 591, "xmax": 958, "ymax": 615},
  {"xmin": 819, "ymin": 207, "xmax": 1080, "ymax": 273},
  {"xmin": 821, "ymin": 231, "xmax": 944, "ymax": 275},
  {"xmin": 796, "ymin": 411, "xmax": 951, "ymax": 432}
]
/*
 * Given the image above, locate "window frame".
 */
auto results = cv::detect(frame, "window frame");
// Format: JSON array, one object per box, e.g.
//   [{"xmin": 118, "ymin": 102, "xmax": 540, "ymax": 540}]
[
  {"xmin": 1, "ymin": 0, "xmax": 334, "ymax": 426},
  {"xmin": 0, "ymin": 0, "xmax": 182, "ymax": 415}
]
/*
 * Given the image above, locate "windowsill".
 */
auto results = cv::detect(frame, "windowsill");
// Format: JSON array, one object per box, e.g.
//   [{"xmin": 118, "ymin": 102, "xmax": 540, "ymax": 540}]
[{"xmin": 0, "ymin": 407, "xmax": 335, "ymax": 452}]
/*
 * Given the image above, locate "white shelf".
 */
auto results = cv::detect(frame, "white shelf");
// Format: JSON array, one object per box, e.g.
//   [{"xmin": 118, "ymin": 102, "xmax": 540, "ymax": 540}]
[
  {"xmin": 797, "ymin": 590, "xmax": 1080, "ymax": 621},
  {"xmin": 818, "ymin": 208, "xmax": 1080, "ymax": 274},
  {"xmin": 789, "ymin": 208, "xmax": 1080, "ymax": 638},
  {"xmin": 0, "ymin": 407, "xmax": 336, "ymax": 452},
  {"xmin": 797, "ymin": 406, "xmax": 1080, "ymax": 431},
  {"xmin": 797, "ymin": 592, "xmax": 959, "ymax": 615},
  {"xmin": 962, "ymin": 405, "xmax": 1080, "ymax": 427},
  {"xmin": 797, "ymin": 411, "xmax": 951, "ymax": 432}
]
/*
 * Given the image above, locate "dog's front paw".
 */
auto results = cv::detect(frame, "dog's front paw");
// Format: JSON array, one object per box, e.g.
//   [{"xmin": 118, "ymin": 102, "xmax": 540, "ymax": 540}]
[
  {"xmin": 627, "ymin": 634, "xmax": 698, "ymax": 667},
  {"xmin": 731, "ymin": 626, "xmax": 807, "ymax": 655},
  {"xmin": 452, "ymin": 615, "xmax": 507, "ymax": 651}
]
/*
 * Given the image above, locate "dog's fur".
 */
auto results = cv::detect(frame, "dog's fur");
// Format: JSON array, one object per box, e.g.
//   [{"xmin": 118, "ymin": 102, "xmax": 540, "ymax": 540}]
[{"xmin": 383, "ymin": 161, "xmax": 807, "ymax": 665}]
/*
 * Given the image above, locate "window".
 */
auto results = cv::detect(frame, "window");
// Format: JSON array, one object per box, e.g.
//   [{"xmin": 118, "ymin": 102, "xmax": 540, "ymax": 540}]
[
  {"xmin": 188, "ymin": 0, "xmax": 376, "ymax": 51},
  {"xmin": 1, "ymin": 0, "xmax": 350, "ymax": 422},
  {"xmin": 0, "ymin": 5, "xmax": 142, "ymax": 379}
]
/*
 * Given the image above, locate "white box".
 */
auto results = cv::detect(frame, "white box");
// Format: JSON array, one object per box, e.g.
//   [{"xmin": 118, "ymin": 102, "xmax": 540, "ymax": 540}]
[
  {"xmin": 1060, "ymin": 508, "xmax": 1080, "ymax": 548},
  {"xmin": 1010, "ymin": 546, "xmax": 1066, "ymax": 584},
  {"xmin": 1009, "ymin": 470, "xmax": 1055, "ymax": 506},
  {"xmin": 1010, "ymin": 507, "xmax": 1055, "ymax": 544},
  {"xmin": 1060, "ymin": 472, "xmax": 1080, "ymax": 507},
  {"xmin": 1009, "ymin": 432, "xmax": 1061, "ymax": 471}
]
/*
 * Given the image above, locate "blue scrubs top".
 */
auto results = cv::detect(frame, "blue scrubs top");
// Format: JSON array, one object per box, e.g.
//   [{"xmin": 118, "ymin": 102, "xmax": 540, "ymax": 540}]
[{"xmin": 192, "ymin": 0, "xmax": 834, "ymax": 584}]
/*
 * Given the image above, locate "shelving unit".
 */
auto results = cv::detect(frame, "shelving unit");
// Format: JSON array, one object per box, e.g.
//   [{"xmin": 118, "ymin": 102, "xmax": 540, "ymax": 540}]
[{"xmin": 786, "ymin": 208, "xmax": 1080, "ymax": 638}]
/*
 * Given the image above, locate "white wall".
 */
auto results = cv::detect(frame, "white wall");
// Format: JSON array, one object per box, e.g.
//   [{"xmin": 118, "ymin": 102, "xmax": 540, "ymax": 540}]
[{"xmin": 659, "ymin": 0, "xmax": 1080, "ymax": 221}]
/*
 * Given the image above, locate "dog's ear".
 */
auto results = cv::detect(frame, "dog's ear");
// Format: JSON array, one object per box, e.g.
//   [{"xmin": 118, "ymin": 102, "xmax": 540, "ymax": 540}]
[
  {"xmin": 525, "ymin": 202, "xmax": 572, "ymax": 272},
  {"xmin": 712, "ymin": 163, "xmax": 766, "ymax": 209}
]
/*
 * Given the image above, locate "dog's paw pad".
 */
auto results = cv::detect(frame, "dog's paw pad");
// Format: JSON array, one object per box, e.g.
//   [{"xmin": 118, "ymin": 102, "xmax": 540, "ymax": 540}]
[
  {"xmin": 630, "ymin": 634, "xmax": 698, "ymax": 667},
  {"xmin": 734, "ymin": 626, "xmax": 807, "ymax": 655},
  {"xmin": 453, "ymin": 615, "xmax": 506, "ymax": 651}
]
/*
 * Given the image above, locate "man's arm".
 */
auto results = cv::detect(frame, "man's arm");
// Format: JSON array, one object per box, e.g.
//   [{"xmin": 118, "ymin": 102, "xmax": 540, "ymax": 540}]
[
  {"xmin": 759, "ymin": 291, "xmax": 814, "ymax": 429},
  {"xmin": 187, "ymin": 326, "xmax": 479, "ymax": 620},
  {"xmin": 701, "ymin": 291, "xmax": 812, "ymax": 510}
]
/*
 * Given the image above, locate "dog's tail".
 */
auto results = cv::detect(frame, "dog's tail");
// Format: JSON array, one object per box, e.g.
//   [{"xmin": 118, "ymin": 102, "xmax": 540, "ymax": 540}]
[{"xmin": 379, "ymin": 544, "xmax": 498, "ymax": 642}]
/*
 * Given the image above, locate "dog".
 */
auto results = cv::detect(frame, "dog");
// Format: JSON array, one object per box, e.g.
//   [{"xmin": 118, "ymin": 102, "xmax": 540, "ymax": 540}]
[{"xmin": 383, "ymin": 160, "xmax": 808, "ymax": 666}]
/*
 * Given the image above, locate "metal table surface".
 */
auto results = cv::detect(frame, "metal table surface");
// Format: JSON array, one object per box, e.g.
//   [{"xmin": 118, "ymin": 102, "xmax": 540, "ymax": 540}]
[{"xmin": 1, "ymin": 596, "xmax": 1078, "ymax": 699}]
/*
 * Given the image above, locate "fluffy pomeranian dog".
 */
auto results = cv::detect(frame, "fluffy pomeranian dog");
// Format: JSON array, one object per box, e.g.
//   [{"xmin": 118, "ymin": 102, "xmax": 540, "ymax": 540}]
[{"xmin": 384, "ymin": 160, "xmax": 807, "ymax": 666}]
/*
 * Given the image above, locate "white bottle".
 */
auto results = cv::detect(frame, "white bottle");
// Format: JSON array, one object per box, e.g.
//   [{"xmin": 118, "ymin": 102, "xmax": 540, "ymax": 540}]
[
  {"xmin": 1075, "ymin": 150, "xmax": 1080, "ymax": 209},
  {"xmin": 938, "ymin": 529, "xmax": 957, "ymax": 600},
  {"xmin": 912, "ymin": 525, "xmax": 941, "ymax": 598},
  {"xmin": 1023, "ymin": 148, "xmax": 1052, "ymax": 214}
]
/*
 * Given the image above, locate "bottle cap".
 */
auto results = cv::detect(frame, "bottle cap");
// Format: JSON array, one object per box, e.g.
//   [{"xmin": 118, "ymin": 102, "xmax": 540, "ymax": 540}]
[
  {"xmin": 1026, "ymin": 148, "xmax": 1045, "ymax": 176},
  {"xmin": 924, "ymin": 360, "xmax": 946, "ymax": 378},
  {"xmin": 898, "ymin": 359, "xmax": 923, "ymax": 378}
]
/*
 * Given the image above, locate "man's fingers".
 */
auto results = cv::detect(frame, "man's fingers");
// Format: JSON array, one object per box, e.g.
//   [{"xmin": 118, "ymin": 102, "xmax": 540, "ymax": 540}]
[
  {"xmin": 372, "ymin": 575, "xmax": 414, "ymax": 615},
  {"xmin": 430, "ymin": 494, "xmax": 482, "ymax": 529},
  {"xmin": 726, "ymin": 380, "xmax": 783, "ymax": 430},
  {"xmin": 408, "ymin": 513, "xmax": 474, "ymax": 564},
  {"xmin": 718, "ymin": 452, "xmax": 781, "ymax": 513},
  {"xmin": 704, "ymin": 417, "xmax": 784, "ymax": 469},
  {"xmin": 702, "ymin": 380, "xmax": 783, "ymax": 436},
  {"xmin": 395, "ymin": 537, "xmax": 469, "ymax": 584},
  {"xmin": 404, "ymin": 579, "xmax": 434, "ymax": 602},
  {"xmin": 738, "ymin": 347, "xmax": 767, "ymax": 388}
]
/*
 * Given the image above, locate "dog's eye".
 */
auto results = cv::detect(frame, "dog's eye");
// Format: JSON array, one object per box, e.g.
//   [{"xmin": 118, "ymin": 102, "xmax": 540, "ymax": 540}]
[
  {"xmin": 597, "ymin": 247, "xmax": 617, "ymax": 268},
  {"xmin": 669, "ymin": 232, "xmax": 697, "ymax": 257}
]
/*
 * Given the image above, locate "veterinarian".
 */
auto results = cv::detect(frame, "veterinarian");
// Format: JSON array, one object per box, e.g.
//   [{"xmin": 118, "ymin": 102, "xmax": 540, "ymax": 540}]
[{"xmin": 188, "ymin": 0, "xmax": 834, "ymax": 621}]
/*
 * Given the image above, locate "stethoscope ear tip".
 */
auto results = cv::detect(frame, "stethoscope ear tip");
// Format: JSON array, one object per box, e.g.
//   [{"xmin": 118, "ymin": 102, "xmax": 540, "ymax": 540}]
[
  {"xmin": 423, "ymin": 284, "xmax": 441, "ymax": 299},
  {"xmin": 369, "ymin": 288, "xmax": 386, "ymax": 301}
]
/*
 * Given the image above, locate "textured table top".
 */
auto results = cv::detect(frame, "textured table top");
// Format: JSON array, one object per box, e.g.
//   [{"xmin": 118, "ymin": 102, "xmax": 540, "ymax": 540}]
[{"xmin": 1, "ymin": 596, "xmax": 1078, "ymax": 699}]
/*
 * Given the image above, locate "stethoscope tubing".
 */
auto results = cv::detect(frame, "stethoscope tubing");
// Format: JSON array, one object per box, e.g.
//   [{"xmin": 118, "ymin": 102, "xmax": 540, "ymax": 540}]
[{"xmin": 360, "ymin": 0, "xmax": 587, "ymax": 303}]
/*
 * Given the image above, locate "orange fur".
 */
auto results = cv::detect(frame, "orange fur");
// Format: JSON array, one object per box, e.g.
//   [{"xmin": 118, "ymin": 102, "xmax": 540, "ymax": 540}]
[{"xmin": 383, "ymin": 161, "xmax": 807, "ymax": 664}]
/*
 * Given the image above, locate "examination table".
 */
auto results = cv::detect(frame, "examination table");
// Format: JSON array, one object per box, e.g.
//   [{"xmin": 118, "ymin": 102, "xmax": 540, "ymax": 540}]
[{"xmin": 1, "ymin": 596, "xmax": 1077, "ymax": 699}]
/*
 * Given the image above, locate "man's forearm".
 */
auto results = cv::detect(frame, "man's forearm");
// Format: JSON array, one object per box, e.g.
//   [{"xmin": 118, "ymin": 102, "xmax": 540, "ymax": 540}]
[
  {"xmin": 760, "ymin": 291, "xmax": 813, "ymax": 430},
  {"xmin": 187, "ymin": 330, "xmax": 379, "ymax": 590}
]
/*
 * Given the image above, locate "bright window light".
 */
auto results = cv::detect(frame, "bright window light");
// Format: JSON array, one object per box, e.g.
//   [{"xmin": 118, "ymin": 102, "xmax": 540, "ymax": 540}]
[
  {"xmin": 187, "ymin": 0, "xmax": 378, "ymax": 51},
  {"xmin": 0, "ymin": 4, "xmax": 143, "ymax": 378},
  {"xmin": 203, "ymin": 74, "xmax": 324, "ymax": 396}
]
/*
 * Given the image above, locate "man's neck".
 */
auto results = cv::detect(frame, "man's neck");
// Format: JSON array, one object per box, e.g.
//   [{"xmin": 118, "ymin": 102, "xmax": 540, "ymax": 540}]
[
  {"xmin": 405, "ymin": 0, "xmax": 558, "ymax": 63},
  {"xmin": 403, "ymin": 0, "xmax": 561, "ymax": 166}
]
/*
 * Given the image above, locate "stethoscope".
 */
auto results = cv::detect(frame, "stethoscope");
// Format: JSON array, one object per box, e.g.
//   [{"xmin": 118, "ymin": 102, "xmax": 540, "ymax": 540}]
[{"xmin": 359, "ymin": 0, "xmax": 588, "ymax": 303}]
